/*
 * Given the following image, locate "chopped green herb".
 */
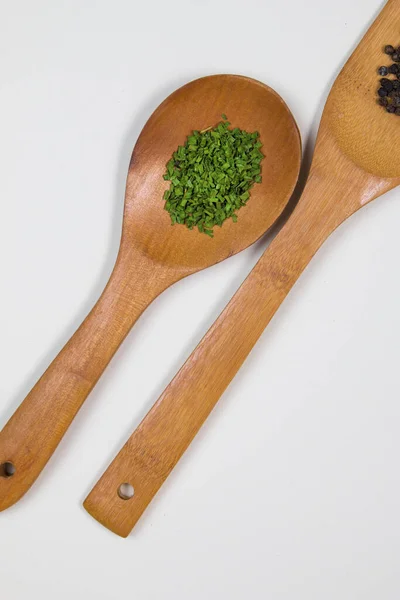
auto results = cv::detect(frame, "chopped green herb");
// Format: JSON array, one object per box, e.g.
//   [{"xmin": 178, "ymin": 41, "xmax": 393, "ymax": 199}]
[{"xmin": 163, "ymin": 115, "xmax": 264, "ymax": 236}]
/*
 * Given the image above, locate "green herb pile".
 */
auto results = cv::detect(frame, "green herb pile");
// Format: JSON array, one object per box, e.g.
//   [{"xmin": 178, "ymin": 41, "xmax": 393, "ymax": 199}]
[{"xmin": 163, "ymin": 115, "xmax": 264, "ymax": 237}]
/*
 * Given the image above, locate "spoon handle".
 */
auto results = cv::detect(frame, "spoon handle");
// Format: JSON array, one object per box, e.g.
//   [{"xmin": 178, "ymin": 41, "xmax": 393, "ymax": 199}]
[
  {"xmin": 83, "ymin": 176, "xmax": 351, "ymax": 537},
  {"xmin": 0, "ymin": 245, "xmax": 179, "ymax": 511}
]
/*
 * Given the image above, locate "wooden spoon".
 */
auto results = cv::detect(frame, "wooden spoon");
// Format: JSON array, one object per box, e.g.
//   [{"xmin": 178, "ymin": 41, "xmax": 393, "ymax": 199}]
[
  {"xmin": 84, "ymin": 0, "xmax": 400, "ymax": 537},
  {"xmin": 0, "ymin": 75, "xmax": 301, "ymax": 511}
]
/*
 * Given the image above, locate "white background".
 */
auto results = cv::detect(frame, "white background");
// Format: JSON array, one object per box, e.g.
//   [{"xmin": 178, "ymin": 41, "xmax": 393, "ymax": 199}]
[{"xmin": 1, "ymin": 0, "xmax": 399, "ymax": 598}]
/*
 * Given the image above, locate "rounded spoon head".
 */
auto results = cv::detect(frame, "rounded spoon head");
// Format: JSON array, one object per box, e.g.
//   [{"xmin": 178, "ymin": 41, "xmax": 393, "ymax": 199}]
[
  {"xmin": 122, "ymin": 74, "xmax": 301, "ymax": 271},
  {"xmin": 324, "ymin": 0, "xmax": 400, "ymax": 181}
]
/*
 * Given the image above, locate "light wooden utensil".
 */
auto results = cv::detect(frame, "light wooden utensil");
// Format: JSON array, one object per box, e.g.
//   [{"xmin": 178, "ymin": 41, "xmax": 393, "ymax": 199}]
[
  {"xmin": 84, "ymin": 0, "xmax": 400, "ymax": 537},
  {"xmin": 0, "ymin": 75, "xmax": 301, "ymax": 511}
]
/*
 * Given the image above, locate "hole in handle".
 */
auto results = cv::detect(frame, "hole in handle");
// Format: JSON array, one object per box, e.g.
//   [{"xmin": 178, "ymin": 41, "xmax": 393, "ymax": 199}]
[
  {"xmin": 118, "ymin": 483, "xmax": 134, "ymax": 500},
  {"xmin": 0, "ymin": 462, "xmax": 16, "ymax": 478}
]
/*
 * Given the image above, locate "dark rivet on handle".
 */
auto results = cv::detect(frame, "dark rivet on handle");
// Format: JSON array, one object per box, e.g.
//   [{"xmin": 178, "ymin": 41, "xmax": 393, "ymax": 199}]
[{"xmin": 0, "ymin": 462, "xmax": 16, "ymax": 478}]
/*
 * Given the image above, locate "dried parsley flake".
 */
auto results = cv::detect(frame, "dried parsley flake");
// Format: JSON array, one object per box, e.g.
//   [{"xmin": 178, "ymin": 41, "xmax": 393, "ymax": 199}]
[{"xmin": 163, "ymin": 115, "xmax": 264, "ymax": 237}]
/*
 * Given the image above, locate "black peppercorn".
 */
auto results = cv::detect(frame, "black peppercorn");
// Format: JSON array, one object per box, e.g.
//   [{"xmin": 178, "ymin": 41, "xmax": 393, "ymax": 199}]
[
  {"xmin": 381, "ymin": 78, "xmax": 394, "ymax": 91},
  {"xmin": 376, "ymin": 43, "xmax": 400, "ymax": 116}
]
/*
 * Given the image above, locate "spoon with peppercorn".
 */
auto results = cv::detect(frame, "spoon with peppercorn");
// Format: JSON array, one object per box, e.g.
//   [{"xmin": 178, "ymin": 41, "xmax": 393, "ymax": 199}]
[
  {"xmin": 0, "ymin": 74, "xmax": 301, "ymax": 511},
  {"xmin": 83, "ymin": 0, "xmax": 400, "ymax": 537}
]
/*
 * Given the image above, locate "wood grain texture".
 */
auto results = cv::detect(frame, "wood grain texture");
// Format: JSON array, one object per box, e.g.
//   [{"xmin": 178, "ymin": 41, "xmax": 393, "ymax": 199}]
[
  {"xmin": 84, "ymin": 0, "xmax": 400, "ymax": 537},
  {"xmin": 0, "ymin": 75, "xmax": 301, "ymax": 511}
]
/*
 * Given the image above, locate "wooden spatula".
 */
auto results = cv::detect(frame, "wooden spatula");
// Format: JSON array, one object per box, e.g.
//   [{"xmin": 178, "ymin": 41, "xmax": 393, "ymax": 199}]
[
  {"xmin": 0, "ymin": 75, "xmax": 301, "ymax": 511},
  {"xmin": 84, "ymin": 0, "xmax": 400, "ymax": 537}
]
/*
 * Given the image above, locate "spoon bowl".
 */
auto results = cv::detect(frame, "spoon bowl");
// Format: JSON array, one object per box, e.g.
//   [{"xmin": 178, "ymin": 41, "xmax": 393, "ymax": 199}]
[
  {"xmin": 327, "ymin": 2, "xmax": 400, "ymax": 180},
  {"xmin": 123, "ymin": 74, "xmax": 301, "ymax": 268},
  {"xmin": 0, "ymin": 74, "xmax": 301, "ymax": 511}
]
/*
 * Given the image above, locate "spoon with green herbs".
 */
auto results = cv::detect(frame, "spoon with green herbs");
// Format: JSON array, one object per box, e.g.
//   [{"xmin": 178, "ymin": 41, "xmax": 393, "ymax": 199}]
[{"xmin": 0, "ymin": 74, "xmax": 301, "ymax": 512}]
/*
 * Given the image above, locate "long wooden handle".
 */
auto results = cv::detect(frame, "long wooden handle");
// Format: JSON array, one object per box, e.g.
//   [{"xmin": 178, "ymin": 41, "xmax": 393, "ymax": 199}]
[
  {"xmin": 0, "ymin": 245, "xmax": 178, "ymax": 511},
  {"xmin": 84, "ymin": 177, "xmax": 350, "ymax": 537}
]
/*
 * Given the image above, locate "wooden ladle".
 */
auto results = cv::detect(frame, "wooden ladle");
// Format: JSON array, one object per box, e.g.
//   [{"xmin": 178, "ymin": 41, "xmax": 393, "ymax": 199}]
[
  {"xmin": 84, "ymin": 0, "xmax": 400, "ymax": 537},
  {"xmin": 0, "ymin": 75, "xmax": 301, "ymax": 511}
]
